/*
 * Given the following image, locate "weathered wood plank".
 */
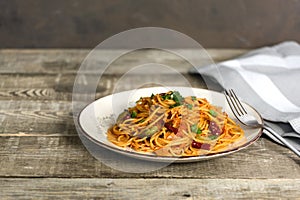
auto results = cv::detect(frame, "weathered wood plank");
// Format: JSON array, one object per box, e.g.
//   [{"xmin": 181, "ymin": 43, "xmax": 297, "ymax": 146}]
[
  {"xmin": 0, "ymin": 74, "xmax": 205, "ymax": 90},
  {"xmin": 0, "ymin": 101, "xmax": 74, "ymax": 136},
  {"xmin": 0, "ymin": 100, "xmax": 71, "ymax": 111},
  {"xmin": 0, "ymin": 136, "xmax": 299, "ymax": 178},
  {"xmin": 0, "ymin": 49, "xmax": 248, "ymax": 74},
  {"xmin": 1, "ymin": 178, "xmax": 300, "ymax": 199},
  {"xmin": 0, "ymin": 73, "xmax": 207, "ymax": 101}
]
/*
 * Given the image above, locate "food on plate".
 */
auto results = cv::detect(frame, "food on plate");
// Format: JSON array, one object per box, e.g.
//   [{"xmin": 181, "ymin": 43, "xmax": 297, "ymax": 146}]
[{"xmin": 107, "ymin": 91, "xmax": 244, "ymax": 157}]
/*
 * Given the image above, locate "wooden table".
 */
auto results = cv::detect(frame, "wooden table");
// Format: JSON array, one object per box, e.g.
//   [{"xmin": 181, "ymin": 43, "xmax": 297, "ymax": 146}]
[{"xmin": 1, "ymin": 49, "xmax": 299, "ymax": 199}]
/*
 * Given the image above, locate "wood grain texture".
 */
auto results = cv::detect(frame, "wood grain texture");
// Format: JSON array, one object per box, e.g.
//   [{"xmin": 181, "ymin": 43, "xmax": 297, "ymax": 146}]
[
  {"xmin": 0, "ymin": 74, "xmax": 207, "ymax": 101},
  {"xmin": 0, "ymin": 101, "xmax": 74, "ymax": 136},
  {"xmin": 0, "ymin": 136, "xmax": 299, "ymax": 178},
  {"xmin": 1, "ymin": 49, "xmax": 299, "ymax": 198},
  {"xmin": 1, "ymin": 178, "xmax": 300, "ymax": 199},
  {"xmin": 0, "ymin": 49, "xmax": 247, "ymax": 74},
  {"xmin": 0, "ymin": 49, "xmax": 240, "ymax": 102}
]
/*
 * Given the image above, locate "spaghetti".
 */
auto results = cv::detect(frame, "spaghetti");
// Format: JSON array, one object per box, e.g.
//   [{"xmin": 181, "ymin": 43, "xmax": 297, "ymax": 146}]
[{"xmin": 107, "ymin": 91, "xmax": 244, "ymax": 157}]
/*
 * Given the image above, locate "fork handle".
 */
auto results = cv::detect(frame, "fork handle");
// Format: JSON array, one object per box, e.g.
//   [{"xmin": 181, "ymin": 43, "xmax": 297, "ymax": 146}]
[{"xmin": 264, "ymin": 125, "xmax": 300, "ymax": 157}]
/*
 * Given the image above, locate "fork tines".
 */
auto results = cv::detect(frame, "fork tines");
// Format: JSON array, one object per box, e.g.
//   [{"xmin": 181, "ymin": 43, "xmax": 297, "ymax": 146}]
[{"xmin": 224, "ymin": 89, "xmax": 247, "ymax": 116}]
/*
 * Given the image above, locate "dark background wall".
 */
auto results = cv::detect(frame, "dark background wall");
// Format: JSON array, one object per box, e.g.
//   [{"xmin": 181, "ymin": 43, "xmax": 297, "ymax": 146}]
[{"xmin": 1, "ymin": 0, "xmax": 300, "ymax": 48}]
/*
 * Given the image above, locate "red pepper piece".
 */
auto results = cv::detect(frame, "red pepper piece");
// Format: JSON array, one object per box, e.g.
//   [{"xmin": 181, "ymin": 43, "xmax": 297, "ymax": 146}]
[
  {"xmin": 164, "ymin": 123, "xmax": 178, "ymax": 134},
  {"xmin": 192, "ymin": 141, "xmax": 211, "ymax": 150},
  {"xmin": 191, "ymin": 140, "xmax": 202, "ymax": 149}
]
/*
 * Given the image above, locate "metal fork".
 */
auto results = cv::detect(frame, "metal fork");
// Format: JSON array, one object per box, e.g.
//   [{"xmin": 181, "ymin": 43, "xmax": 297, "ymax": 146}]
[{"xmin": 224, "ymin": 89, "xmax": 300, "ymax": 157}]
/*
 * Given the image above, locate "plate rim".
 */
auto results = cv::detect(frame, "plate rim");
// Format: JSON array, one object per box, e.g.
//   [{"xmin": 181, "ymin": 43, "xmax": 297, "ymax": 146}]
[{"xmin": 76, "ymin": 87, "xmax": 264, "ymax": 163}]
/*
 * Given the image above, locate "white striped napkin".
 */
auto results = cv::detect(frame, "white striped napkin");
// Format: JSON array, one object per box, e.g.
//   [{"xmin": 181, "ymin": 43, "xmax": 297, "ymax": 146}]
[{"xmin": 190, "ymin": 41, "xmax": 300, "ymax": 150}]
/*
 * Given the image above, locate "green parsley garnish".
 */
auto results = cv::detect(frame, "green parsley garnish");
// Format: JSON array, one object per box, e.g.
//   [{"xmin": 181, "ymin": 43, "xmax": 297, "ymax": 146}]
[
  {"xmin": 209, "ymin": 135, "xmax": 218, "ymax": 140},
  {"xmin": 197, "ymin": 128, "xmax": 202, "ymax": 134},
  {"xmin": 191, "ymin": 124, "xmax": 197, "ymax": 132},
  {"xmin": 162, "ymin": 94, "xmax": 172, "ymax": 100},
  {"xmin": 209, "ymin": 109, "xmax": 217, "ymax": 117},
  {"xmin": 191, "ymin": 96, "xmax": 197, "ymax": 101},
  {"xmin": 187, "ymin": 104, "xmax": 193, "ymax": 110},
  {"xmin": 168, "ymin": 91, "xmax": 184, "ymax": 108},
  {"xmin": 191, "ymin": 124, "xmax": 198, "ymax": 133},
  {"xmin": 131, "ymin": 111, "xmax": 137, "ymax": 118},
  {"xmin": 191, "ymin": 123, "xmax": 202, "ymax": 134},
  {"xmin": 172, "ymin": 91, "xmax": 184, "ymax": 105}
]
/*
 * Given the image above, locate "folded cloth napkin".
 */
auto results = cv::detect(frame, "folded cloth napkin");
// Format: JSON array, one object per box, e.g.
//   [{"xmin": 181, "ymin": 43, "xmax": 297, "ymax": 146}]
[{"xmin": 190, "ymin": 41, "xmax": 300, "ymax": 150}]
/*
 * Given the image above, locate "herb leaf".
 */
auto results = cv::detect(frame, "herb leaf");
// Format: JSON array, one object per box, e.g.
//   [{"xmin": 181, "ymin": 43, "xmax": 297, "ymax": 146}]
[
  {"xmin": 209, "ymin": 109, "xmax": 217, "ymax": 117},
  {"xmin": 131, "ymin": 111, "xmax": 137, "ymax": 118},
  {"xmin": 191, "ymin": 123, "xmax": 202, "ymax": 134},
  {"xmin": 187, "ymin": 104, "xmax": 193, "ymax": 110},
  {"xmin": 172, "ymin": 91, "xmax": 184, "ymax": 105},
  {"xmin": 196, "ymin": 128, "xmax": 202, "ymax": 134},
  {"xmin": 209, "ymin": 135, "xmax": 218, "ymax": 140},
  {"xmin": 191, "ymin": 124, "xmax": 198, "ymax": 133}
]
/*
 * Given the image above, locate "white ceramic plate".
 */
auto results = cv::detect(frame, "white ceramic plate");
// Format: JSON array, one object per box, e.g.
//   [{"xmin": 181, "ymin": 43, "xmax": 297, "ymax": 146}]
[{"xmin": 77, "ymin": 87, "xmax": 263, "ymax": 163}]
